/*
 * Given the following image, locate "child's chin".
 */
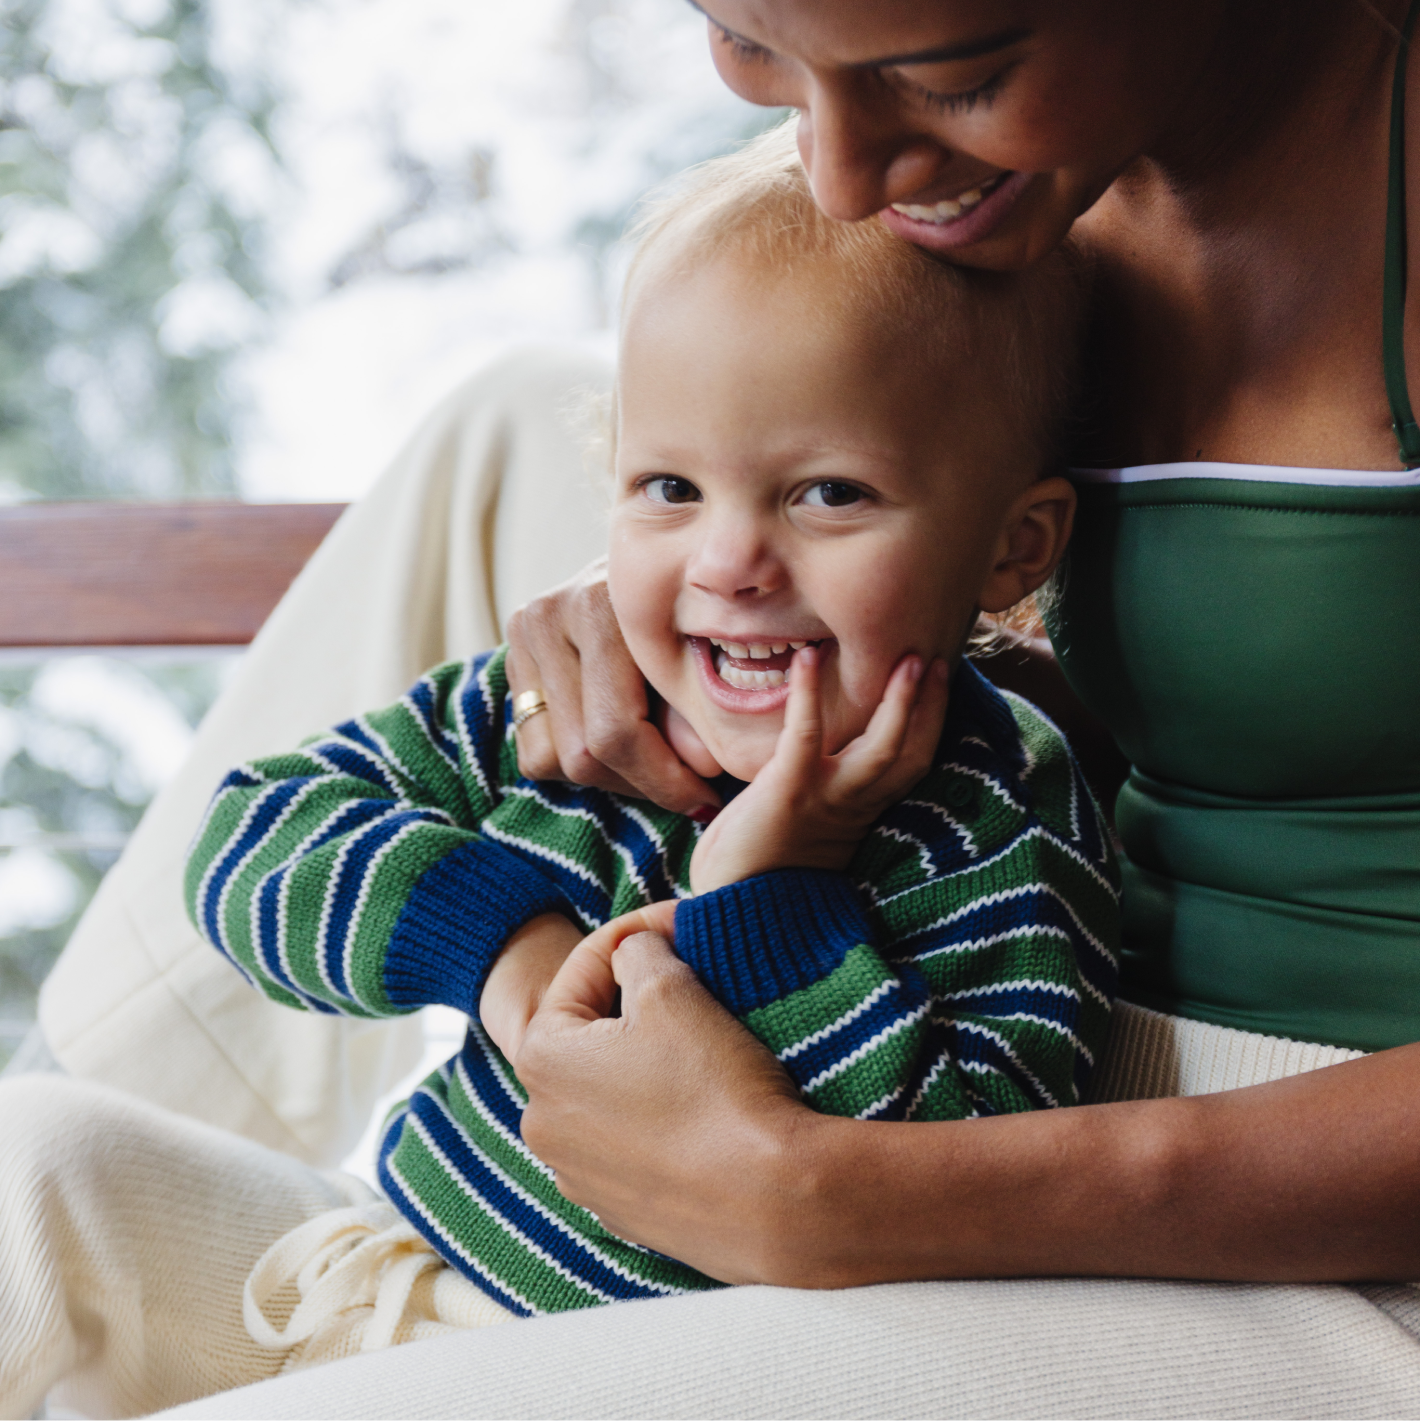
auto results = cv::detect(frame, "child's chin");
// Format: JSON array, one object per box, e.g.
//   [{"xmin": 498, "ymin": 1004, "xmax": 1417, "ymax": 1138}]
[{"xmin": 708, "ymin": 740, "xmax": 774, "ymax": 783}]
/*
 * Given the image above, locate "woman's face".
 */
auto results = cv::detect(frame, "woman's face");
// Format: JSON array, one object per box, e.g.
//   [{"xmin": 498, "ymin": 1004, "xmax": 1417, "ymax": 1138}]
[{"xmin": 700, "ymin": 0, "xmax": 1224, "ymax": 270}]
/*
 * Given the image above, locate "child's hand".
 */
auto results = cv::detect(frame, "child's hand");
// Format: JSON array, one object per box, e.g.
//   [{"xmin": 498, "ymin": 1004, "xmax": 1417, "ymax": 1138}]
[{"xmin": 689, "ymin": 646, "xmax": 950, "ymax": 895}]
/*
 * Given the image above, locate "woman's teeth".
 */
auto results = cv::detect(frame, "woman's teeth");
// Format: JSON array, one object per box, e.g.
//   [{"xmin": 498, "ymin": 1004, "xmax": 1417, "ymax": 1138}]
[{"xmin": 891, "ymin": 174, "xmax": 1005, "ymax": 225}]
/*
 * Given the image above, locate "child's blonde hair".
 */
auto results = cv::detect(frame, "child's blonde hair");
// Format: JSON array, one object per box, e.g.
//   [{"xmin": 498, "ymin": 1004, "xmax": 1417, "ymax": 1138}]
[{"xmin": 622, "ymin": 117, "xmax": 1088, "ymax": 464}]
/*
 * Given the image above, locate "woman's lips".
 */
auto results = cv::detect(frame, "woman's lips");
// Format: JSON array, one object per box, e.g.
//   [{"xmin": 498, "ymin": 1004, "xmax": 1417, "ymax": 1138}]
[{"xmin": 878, "ymin": 170, "xmax": 1034, "ymax": 253}]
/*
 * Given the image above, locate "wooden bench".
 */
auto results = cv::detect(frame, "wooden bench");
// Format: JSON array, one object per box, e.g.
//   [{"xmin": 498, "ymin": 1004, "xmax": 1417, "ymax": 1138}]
[{"xmin": 0, "ymin": 502, "xmax": 347, "ymax": 647}]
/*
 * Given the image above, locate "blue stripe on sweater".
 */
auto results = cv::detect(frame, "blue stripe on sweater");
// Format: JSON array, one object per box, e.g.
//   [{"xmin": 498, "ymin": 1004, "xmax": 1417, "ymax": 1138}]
[
  {"xmin": 900, "ymin": 884, "xmax": 1082, "ymax": 962},
  {"xmin": 459, "ymin": 653, "xmax": 505, "ymax": 799},
  {"xmin": 254, "ymin": 799, "xmax": 399, "ymax": 1004},
  {"xmin": 309, "ymin": 738, "xmax": 400, "ymax": 794},
  {"xmin": 779, "ymin": 971, "xmax": 933, "ymax": 1091},
  {"xmin": 875, "ymin": 799, "xmax": 979, "ymax": 876},
  {"xmin": 376, "ymin": 1104, "xmax": 532, "ymax": 1318},
  {"xmin": 406, "ymin": 677, "xmax": 462, "ymax": 770},
  {"xmin": 201, "ymin": 780, "xmax": 308, "ymax": 955},
  {"xmin": 398, "ymin": 1086, "xmax": 673, "ymax": 1306},
  {"xmin": 457, "ymin": 1030, "xmax": 529, "ymax": 1141},
  {"xmin": 320, "ymin": 810, "xmax": 448, "ymax": 997},
  {"xmin": 948, "ymin": 981, "xmax": 1083, "ymax": 1029}
]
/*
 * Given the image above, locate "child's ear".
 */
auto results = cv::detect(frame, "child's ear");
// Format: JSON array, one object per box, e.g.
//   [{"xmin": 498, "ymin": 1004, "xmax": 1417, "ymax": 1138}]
[{"xmin": 977, "ymin": 476, "xmax": 1077, "ymax": 614}]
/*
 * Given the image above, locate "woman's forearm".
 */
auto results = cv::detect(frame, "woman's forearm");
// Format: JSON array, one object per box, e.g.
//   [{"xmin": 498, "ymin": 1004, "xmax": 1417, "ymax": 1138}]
[
  {"xmin": 522, "ymin": 931, "xmax": 1419, "ymax": 1290},
  {"xmin": 765, "ymin": 1042, "xmax": 1420, "ymax": 1288}
]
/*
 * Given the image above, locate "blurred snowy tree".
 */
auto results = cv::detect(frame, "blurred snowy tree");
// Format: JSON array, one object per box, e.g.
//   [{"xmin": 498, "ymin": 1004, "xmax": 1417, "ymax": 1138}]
[
  {"xmin": 0, "ymin": 0, "xmax": 282, "ymax": 502},
  {"xmin": 0, "ymin": 0, "xmax": 776, "ymax": 1063}
]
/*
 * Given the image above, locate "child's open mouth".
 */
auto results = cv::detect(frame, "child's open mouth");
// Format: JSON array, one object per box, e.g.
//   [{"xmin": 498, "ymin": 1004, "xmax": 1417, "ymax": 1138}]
[
  {"xmin": 685, "ymin": 635, "xmax": 832, "ymax": 708},
  {"xmin": 707, "ymin": 636, "xmax": 811, "ymax": 689}
]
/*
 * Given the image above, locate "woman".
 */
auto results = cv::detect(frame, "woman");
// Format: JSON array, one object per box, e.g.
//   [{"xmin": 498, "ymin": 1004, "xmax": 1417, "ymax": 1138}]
[
  {"xmin": 502, "ymin": 0, "xmax": 1420, "ymax": 1293},
  {"xmin": 19, "ymin": 2, "xmax": 1420, "ymax": 1416}
]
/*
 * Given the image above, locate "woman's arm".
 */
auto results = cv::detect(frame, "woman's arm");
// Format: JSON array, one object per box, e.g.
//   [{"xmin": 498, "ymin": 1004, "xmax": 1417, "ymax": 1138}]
[{"xmin": 517, "ymin": 929, "xmax": 1420, "ymax": 1287}]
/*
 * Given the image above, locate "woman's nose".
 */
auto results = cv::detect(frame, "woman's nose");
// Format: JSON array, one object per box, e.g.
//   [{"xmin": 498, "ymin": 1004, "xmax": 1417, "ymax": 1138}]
[{"xmin": 795, "ymin": 78, "xmax": 950, "ymax": 222}]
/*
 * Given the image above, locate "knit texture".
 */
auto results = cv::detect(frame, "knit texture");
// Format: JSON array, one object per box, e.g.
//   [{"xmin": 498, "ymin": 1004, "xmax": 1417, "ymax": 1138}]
[{"xmin": 186, "ymin": 647, "xmax": 1120, "ymax": 1316}]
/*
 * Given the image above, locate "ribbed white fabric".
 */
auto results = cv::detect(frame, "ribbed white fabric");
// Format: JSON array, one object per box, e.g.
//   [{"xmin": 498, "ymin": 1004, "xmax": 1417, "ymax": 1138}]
[
  {"xmin": 5, "ymin": 984, "xmax": 1417, "ymax": 1419},
  {"xmin": 1088, "ymin": 1000, "xmax": 1368, "ymax": 1103},
  {"xmin": 0, "ymin": 1074, "xmax": 370, "ymax": 1420},
  {"xmin": 0, "ymin": 1076, "xmax": 509, "ymax": 1421}
]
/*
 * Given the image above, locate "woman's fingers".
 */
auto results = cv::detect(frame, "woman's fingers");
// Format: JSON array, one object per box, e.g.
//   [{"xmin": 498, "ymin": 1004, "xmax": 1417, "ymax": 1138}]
[
  {"xmin": 517, "ymin": 927, "xmax": 804, "ymax": 1277},
  {"xmin": 533, "ymin": 902, "xmax": 680, "ymax": 1032},
  {"xmin": 505, "ymin": 558, "xmax": 720, "ymax": 814}
]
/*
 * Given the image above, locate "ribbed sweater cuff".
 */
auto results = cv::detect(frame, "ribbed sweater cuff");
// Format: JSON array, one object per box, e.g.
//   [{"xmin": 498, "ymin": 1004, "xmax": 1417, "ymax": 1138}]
[
  {"xmin": 384, "ymin": 839, "xmax": 571, "ymax": 1014},
  {"xmin": 674, "ymin": 869, "xmax": 872, "ymax": 1016}
]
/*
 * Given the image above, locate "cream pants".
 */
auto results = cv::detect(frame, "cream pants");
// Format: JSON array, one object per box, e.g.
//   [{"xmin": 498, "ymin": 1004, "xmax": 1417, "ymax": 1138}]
[{"xmin": 5, "ymin": 347, "xmax": 1419, "ymax": 1419}]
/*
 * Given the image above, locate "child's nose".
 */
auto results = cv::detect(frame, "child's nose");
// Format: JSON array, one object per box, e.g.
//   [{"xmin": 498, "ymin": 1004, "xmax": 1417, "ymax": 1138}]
[{"xmin": 685, "ymin": 517, "xmax": 785, "ymax": 600}]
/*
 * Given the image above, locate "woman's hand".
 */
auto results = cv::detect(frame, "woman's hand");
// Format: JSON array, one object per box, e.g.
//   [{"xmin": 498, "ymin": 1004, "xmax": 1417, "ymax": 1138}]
[
  {"xmin": 515, "ymin": 914, "xmax": 816, "ymax": 1285},
  {"xmin": 690, "ymin": 647, "xmax": 949, "ymax": 893},
  {"xmin": 505, "ymin": 558, "xmax": 721, "ymax": 816},
  {"xmin": 478, "ymin": 913, "xmax": 584, "ymax": 1061}
]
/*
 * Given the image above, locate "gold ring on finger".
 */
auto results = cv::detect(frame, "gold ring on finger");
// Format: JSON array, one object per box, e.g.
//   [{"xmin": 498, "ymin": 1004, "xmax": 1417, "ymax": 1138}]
[{"xmin": 512, "ymin": 689, "xmax": 549, "ymax": 731}]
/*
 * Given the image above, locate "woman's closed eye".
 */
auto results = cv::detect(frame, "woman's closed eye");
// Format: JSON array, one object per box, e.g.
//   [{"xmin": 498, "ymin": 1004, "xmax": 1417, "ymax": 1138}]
[{"xmin": 642, "ymin": 475, "xmax": 703, "ymax": 505}]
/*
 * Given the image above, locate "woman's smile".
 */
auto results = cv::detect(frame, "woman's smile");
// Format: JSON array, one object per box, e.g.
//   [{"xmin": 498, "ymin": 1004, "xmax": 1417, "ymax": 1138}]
[{"xmin": 879, "ymin": 169, "xmax": 1035, "ymax": 251}]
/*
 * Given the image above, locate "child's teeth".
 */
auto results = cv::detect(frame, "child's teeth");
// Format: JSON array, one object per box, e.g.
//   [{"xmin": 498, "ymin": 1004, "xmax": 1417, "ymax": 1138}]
[
  {"xmin": 726, "ymin": 642, "xmax": 749, "ymax": 659},
  {"xmin": 789, "ymin": 641, "xmax": 805, "ymax": 650},
  {"xmin": 717, "ymin": 663, "xmax": 787, "ymax": 690}
]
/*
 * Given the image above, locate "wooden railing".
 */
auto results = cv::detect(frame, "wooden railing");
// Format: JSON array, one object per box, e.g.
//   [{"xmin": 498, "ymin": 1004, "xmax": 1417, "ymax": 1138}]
[{"xmin": 0, "ymin": 501, "xmax": 347, "ymax": 647}]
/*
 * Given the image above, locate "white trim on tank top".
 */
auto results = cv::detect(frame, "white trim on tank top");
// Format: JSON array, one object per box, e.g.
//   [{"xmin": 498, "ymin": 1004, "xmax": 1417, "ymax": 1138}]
[{"xmin": 1070, "ymin": 460, "xmax": 1420, "ymax": 487}]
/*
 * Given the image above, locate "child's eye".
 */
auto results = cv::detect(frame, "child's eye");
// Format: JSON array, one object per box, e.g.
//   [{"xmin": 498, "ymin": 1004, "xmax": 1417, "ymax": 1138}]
[
  {"xmin": 643, "ymin": 476, "xmax": 702, "ymax": 505},
  {"xmin": 801, "ymin": 481, "xmax": 864, "ymax": 508}
]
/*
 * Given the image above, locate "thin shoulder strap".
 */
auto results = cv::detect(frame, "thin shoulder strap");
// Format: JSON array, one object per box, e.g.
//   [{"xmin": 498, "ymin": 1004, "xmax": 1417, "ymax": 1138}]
[{"xmin": 1384, "ymin": 0, "xmax": 1420, "ymax": 467}]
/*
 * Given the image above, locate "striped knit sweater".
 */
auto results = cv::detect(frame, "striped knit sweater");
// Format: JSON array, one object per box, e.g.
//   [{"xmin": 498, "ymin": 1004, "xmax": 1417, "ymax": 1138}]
[{"xmin": 187, "ymin": 646, "xmax": 1120, "ymax": 1317}]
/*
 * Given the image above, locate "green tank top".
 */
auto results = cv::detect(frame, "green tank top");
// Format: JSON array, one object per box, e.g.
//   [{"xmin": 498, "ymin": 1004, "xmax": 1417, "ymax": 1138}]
[{"xmin": 1048, "ymin": 8, "xmax": 1420, "ymax": 1053}]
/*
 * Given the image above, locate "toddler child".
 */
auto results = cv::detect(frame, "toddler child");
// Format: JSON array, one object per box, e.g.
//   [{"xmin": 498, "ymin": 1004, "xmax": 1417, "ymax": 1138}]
[{"xmin": 187, "ymin": 123, "xmax": 1118, "ymax": 1325}]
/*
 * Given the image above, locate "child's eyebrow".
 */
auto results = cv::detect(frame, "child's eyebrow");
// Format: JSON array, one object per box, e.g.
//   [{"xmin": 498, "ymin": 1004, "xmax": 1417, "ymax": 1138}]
[{"xmin": 687, "ymin": 2, "xmax": 1030, "ymax": 70}]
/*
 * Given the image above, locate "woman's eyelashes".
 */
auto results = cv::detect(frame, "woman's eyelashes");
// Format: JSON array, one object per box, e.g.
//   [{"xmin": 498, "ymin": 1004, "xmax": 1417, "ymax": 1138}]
[
  {"xmin": 895, "ymin": 67, "xmax": 1011, "ymax": 116},
  {"xmin": 714, "ymin": 25, "xmax": 772, "ymax": 67},
  {"xmin": 642, "ymin": 475, "xmax": 702, "ymax": 505}
]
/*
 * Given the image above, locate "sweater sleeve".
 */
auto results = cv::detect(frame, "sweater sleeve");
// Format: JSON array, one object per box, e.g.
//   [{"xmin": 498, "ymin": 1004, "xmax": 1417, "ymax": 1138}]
[
  {"xmin": 673, "ymin": 739, "xmax": 1119, "ymax": 1122},
  {"xmin": 184, "ymin": 649, "xmax": 574, "ymax": 1020},
  {"xmin": 675, "ymin": 869, "xmax": 936, "ymax": 1119}
]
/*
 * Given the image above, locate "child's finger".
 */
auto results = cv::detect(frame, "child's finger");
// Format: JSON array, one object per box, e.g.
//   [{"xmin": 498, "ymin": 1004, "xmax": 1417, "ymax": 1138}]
[
  {"xmin": 875, "ymin": 655, "xmax": 951, "ymax": 800},
  {"xmin": 774, "ymin": 643, "xmax": 825, "ymax": 779},
  {"xmin": 834, "ymin": 652, "xmax": 924, "ymax": 787}
]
